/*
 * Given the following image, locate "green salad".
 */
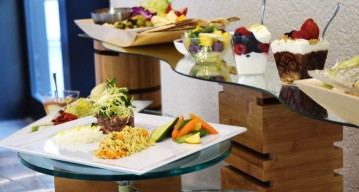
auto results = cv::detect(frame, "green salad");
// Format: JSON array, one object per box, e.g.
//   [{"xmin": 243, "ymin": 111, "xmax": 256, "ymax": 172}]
[
  {"xmin": 91, "ymin": 82, "xmax": 134, "ymax": 119},
  {"xmin": 309, "ymin": 55, "xmax": 359, "ymax": 96}
]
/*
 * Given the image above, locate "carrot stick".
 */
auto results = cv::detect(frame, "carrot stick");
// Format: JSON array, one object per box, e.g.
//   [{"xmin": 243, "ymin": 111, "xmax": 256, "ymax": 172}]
[
  {"xmin": 172, "ymin": 115, "xmax": 184, "ymax": 139},
  {"xmin": 201, "ymin": 121, "xmax": 218, "ymax": 134},
  {"xmin": 189, "ymin": 113, "xmax": 197, "ymax": 119},
  {"xmin": 189, "ymin": 113, "xmax": 218, "ymax": 134},
  {"xmin": 175, "ymin": 117, "xmax": 201, "ymax": 139}
]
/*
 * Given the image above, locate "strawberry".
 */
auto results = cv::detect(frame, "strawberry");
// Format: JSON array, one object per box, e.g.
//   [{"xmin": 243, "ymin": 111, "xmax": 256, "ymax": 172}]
[
  {"xmin": 166, "ymin": 4, "xmax": 172, "ymax": 14},
  {"xmin": 179, "ymin": 7, "xmax": 188, "ymax": 16},
  {"xmin": 173, "ymin": 7, "xmax": 187, "ymax": 16},
  {"xmin": 257, "ymin": 43, "xmax": 269, "ymax": 53},
  {"xmin": 234, "ymin": 27, "xmax": 250, "ymax": 36},
  {"xmin": 233, "ymin": 44, "xmax": 247, "ymax": 55},
  {"xmin": 300, "ymin": 18, "xmax": 320, "ymax": 39},
  {"xmin": 291, "ymin": 30, "xmax": 310, "ymax": 40}
]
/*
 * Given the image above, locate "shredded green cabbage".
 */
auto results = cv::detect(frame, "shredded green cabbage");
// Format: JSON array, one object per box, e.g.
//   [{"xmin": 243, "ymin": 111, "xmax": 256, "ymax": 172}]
[
  {"xmin": 91, "ymin": 85, "xmax": 134, "ymax": 119},
  {"xmin": 65, "ymin": 98, "xmax": 93, "ymax": 118},
  {"xmin": 89, "ymin": 79, "xmax": 116, "ymax": 102},
  {"xmin": 332, "ymin": 55, "xmax": 359, "ymax": 70}
]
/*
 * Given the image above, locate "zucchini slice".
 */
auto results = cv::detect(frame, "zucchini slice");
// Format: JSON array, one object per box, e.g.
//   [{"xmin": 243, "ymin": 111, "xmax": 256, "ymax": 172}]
[{"xmin": 150, "ymin": 117, "xmax": 179, "ymax": 142}]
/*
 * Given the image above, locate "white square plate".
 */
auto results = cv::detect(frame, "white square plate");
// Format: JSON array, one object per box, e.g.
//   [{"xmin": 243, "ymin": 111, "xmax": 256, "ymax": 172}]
[{"xmin": 0, "ymin": 113, "xmax": 246, "ymax": 175}]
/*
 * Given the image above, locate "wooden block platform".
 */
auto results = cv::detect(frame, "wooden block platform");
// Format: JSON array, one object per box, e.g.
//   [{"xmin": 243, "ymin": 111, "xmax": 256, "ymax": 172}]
[{"xmin": 219, "ymin": 84, "xmax": 343, "ymax": 192}]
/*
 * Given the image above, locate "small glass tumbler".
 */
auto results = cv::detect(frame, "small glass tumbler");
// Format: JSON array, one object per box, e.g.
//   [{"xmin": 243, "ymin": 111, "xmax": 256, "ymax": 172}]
[{"xmin": 41, "ymin": 90, "xmax": 80, "ymax": 115}]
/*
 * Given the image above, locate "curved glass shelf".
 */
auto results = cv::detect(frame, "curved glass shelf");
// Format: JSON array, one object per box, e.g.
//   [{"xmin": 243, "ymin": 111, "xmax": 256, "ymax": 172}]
[
  {"xmin": 18, "ymin": 140, "xmax": 231, "ymax": 181},
  {"xmin": 101, "ymin": 42, "xmax": 358, "ymax": 128}
]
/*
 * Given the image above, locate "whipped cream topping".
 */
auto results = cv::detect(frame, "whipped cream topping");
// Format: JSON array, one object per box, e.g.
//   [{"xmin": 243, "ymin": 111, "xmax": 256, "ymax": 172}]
[
  {"xmin": 271, "ymin": 39, "xmax": 330, "ymax": 55},
  {"xmin": 248, "ymin": 24, "xmax": 271, "ymax": 44}
]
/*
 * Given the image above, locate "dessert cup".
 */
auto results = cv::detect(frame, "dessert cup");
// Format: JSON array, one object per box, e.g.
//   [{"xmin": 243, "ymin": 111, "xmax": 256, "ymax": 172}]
[
  {"xmin": 232, "ymin": 24, "xmax": 271, "ymax": 75},
  {"xmin": 271, "ymin": 18, "xmax": 329, "ymax": 84},
  {"xmin": 271, "ymin": 38, "xmax": 329, "ymax": 84}
]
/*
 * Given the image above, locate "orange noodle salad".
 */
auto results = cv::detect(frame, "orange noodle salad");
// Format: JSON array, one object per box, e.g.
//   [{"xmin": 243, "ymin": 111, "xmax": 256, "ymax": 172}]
[{"xmin": 93, "ymin": 126, "xmax": 155, "ymax": 159}]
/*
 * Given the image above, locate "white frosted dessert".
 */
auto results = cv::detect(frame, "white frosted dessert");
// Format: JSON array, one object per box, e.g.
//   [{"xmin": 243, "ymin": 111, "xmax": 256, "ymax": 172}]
[
  {"xmin": 271, "ymin": 18, "xmax": 330, "ymax": 84},
  {"xmin": 232, "ymin": 24, "xmax": 271, "ymax": 74},
  {"xmin": 271, "ymin": 38, "xmax": 330, "ymax": 55}
]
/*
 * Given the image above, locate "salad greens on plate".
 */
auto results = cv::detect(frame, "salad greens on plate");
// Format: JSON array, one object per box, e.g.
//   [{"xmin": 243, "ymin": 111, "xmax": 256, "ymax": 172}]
[{"xmin": 309, "ymin": 55, "xmax": 359, "ymax": 96}]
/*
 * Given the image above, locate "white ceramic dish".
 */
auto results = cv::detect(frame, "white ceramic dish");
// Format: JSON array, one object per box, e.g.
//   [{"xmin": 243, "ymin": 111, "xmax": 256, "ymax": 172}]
[
  {"xmin": 0, "ymin": 113, "xmax": 246, "ymax": 175},
  {"xmin": 173, "ymin": 39, "xmax": 190, "ymax": 57},
  {"xmin": 295, "ymin": 78, "xmax": 359, "ymax": 126}
]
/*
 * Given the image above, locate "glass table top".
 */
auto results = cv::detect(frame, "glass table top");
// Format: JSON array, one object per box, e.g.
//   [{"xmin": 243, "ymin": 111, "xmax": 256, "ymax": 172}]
[
  {"xmin": 101, "ymin": 42, "xmax": 358, "ymax": 128},
  {"xmin": 18, "ymin": 140, "xmax": 231, "ymax": 181}
]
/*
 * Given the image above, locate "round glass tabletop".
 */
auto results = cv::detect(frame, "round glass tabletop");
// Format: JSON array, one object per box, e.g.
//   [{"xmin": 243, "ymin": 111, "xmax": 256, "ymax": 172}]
[
  {"xmin": 18, "ymin": 140, "xmax": 231, "ymax": 181},
  {"xmin": 101, "ymin": 42, "xmax": 358, "ymax": 128}
]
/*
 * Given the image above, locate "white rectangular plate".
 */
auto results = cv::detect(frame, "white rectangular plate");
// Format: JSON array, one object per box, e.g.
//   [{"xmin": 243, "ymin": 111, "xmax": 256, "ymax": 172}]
[{"xmin": 0, "ymin": 113, "xmax": 246, "ymax": 175}]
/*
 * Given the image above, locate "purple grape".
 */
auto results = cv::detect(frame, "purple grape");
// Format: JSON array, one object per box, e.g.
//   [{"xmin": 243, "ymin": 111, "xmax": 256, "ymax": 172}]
[
  {"xmin": 212, "ymin": 41, "xmax": 224, "ymax": 52},
  {"xmin": 189, "ymin": 43, "xmax": 201, "ymax": 53}
]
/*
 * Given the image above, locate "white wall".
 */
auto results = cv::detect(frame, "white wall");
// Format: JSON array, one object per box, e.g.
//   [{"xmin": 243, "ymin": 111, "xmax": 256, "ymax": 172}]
[{"xmin": 114, "ymin": 1, "xmax": 359, "ymax": 191}]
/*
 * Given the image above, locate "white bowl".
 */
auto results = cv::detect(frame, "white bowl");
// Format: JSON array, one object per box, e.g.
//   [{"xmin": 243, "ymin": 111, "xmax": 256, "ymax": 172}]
[{"xmin": 173, "ymin": 39, "xmax": 189, "ymax": 57}]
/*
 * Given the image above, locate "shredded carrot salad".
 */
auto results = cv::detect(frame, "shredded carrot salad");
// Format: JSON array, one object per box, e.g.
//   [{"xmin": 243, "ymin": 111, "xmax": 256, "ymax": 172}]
[{"xmin": 93, "ymin": 126, "xmax": 155, "ymax": 159}]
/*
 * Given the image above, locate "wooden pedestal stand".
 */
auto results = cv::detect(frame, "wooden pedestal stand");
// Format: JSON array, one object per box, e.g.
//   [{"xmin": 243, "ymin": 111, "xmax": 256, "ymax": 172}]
[
  {"xmin": 93, "ymin": 40, "xmax": 162, "ymax": 110},
  {"xmin": 219, "ymin": 84, "xmax": 343, "ymax": 192},
  {"xmin": 53, "ymin": 41, "xmax": 180, "ymax": 191}
]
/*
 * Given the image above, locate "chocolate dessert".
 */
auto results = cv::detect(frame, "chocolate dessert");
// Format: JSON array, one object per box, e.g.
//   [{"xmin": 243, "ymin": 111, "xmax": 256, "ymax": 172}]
[
  {"xmin": 274, "ymin": 50, "xmax": 328, "ymax": 83},
  {"xmin": 271, "ymin": 18, "xmax": 329, "ymax": 84}
]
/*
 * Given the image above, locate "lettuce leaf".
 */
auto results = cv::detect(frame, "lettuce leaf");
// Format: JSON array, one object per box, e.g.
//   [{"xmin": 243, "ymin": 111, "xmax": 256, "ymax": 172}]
[{"xmin": 143, "ymin": 0, "xmax": 171, "ymax": 15}]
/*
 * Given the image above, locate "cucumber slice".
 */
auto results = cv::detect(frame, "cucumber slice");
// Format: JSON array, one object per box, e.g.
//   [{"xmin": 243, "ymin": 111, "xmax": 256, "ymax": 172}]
[
  {"xmin": 199, "ymin": 129, "xmax": 208, "ymax": 137},
  {"xmin": 150, "ymin": 117, "xmax": 179, "ymax": 142}
]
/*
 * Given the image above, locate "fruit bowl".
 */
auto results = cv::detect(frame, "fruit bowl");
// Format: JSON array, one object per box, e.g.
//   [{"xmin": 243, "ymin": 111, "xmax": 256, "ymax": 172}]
[
  {"xmin": 173, "ymin": 39, "xmax": 190, "ymax": 57},
  {"xmin": 182, "ymin": 33, "xmax": 230, "ymax": 64}
]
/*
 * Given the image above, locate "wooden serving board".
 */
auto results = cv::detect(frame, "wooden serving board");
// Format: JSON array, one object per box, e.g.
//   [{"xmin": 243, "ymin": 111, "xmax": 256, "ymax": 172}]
[{"xmin": 75, "ymin": 19, "xmax": 187, "ymax": 47}]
